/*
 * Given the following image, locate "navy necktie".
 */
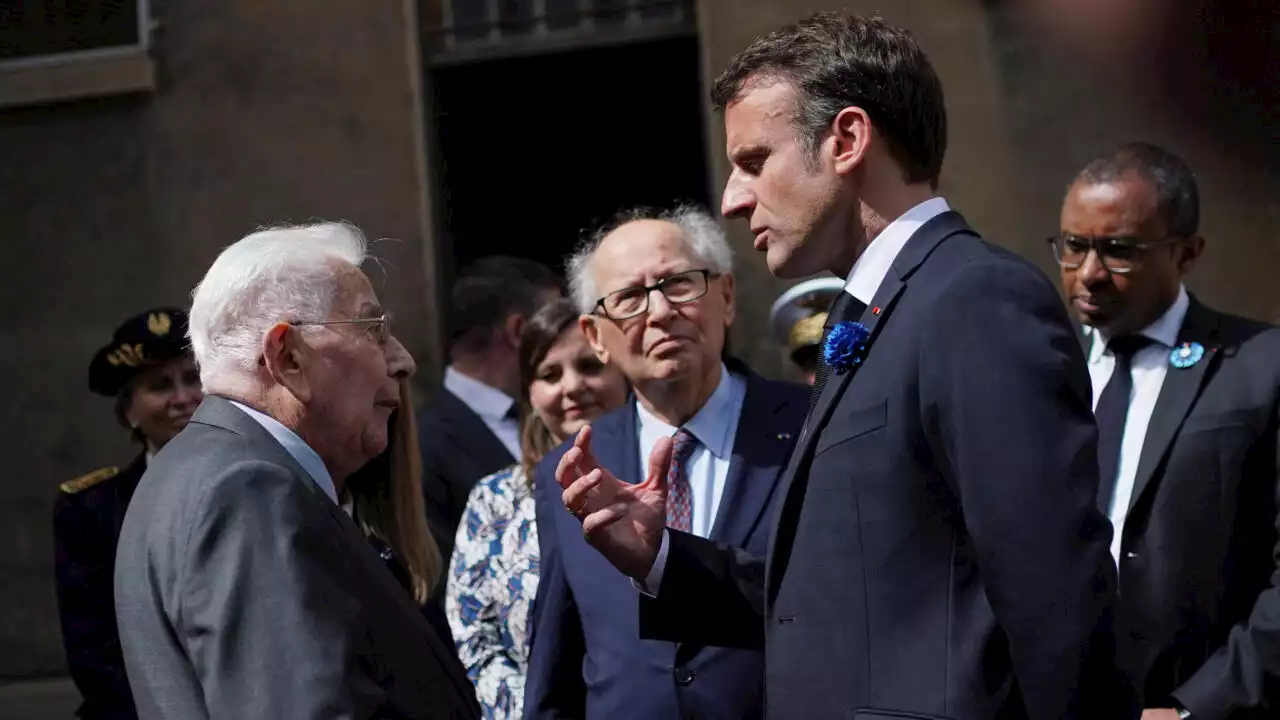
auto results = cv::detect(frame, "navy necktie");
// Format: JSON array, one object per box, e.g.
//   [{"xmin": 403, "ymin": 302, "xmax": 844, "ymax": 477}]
[
  {"xmin": 1094, "ymin": 335, "xmax": 1153, "ymax": 514},
  {"xmin": 809, "ymin": 292, "xmax": 866, "ymax": 414}
]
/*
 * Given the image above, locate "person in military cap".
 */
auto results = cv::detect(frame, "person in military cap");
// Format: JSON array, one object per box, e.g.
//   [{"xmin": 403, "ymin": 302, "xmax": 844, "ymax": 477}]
[
  {"xmin": 768, "ymin": 277, "xmax": 846, "ymax": 385},
  {"xmin": 53, "ymin": 307, "xmax": 202, "ymax": 720}
]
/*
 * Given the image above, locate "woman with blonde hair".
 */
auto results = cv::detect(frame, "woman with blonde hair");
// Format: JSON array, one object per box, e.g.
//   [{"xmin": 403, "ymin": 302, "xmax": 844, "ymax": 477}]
[
  {"xmin": 344, "ymin": 380, "xmax": 452, "ymax": 644},
  {"xmin": 446, "ymin": 299, "xmax": 629, "ymax": 718}
]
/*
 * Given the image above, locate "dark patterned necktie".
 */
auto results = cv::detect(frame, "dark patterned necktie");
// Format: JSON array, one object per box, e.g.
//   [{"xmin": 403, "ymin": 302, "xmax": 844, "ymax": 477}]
[
  {"xmin": 809, "ymin": 292, "xmax": 867, "ymax": 414},
  {"xmin": 1094, "ymin": 334, "xmax": 1153, "ymax": 514},
  {"xmin": 665, "ymin": 428, "xmax": 700, "ymax": 533}
]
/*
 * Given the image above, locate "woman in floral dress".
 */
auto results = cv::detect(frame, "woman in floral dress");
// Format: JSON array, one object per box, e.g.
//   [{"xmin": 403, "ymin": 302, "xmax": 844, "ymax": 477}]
[{"xmin": 446, "ymin": 299, "xmax": 628, "ymax": 718}]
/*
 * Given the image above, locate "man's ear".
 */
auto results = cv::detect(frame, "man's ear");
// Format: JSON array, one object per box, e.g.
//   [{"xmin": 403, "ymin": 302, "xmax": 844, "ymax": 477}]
[
  {"xmin": 720, "ymin": 273, "xmax": 737, "ymax": 327},
  {"xmin": 830, "ymin": 106, "xmax": 873, "ymax": 177},
  {"xmin": 1177, "ymin": 235, "xmax": 1206, "ymax": 275},
  {"xmin": 504, "ymin": 313, "xmax": 525, "ymax": 350},
  {"xmin": 261, "ymin": 323, "xmax": 313, "ymax": 403},
  {"xmin": 579, "ymin": 314, "xmax": 609, "ymax": 365}
]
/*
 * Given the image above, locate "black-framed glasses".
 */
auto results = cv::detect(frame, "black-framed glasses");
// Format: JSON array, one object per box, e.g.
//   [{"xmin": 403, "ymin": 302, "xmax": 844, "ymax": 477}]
[
  {"xmin": 594, "ymin": 269, "xmax": 718, "ymax": 321},
  {"xmin": 1047, "ymin": 234, "xmax": 1182, "ymax": 275},
  {"xmin": 290, "ymin": 314, "xmax": 391, "ymax": 346}
]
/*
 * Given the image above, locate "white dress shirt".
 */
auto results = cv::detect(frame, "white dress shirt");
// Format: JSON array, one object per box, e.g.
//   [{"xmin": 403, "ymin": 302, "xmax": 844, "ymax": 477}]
[
  {"xmin": 844, "ymin": 196, "xmax": 951, "ymax": 304},
  {"xmin": 228, "ymin": 400, "xmax": 339, "ymax": 504},
  {"xmin": 1086, "ymin": 285, "xmax": 1189, "ymax": 565},
  {"xmin": 640, "ymin": 198, "xmax": 952, "ymax": 595},
  {"xmin": 444, "ymin": 366, "xmax": 521, "ymax": 459},
  {"xmin": 635, "ymin": 363, "xmax": 746, "ymax": 538}
]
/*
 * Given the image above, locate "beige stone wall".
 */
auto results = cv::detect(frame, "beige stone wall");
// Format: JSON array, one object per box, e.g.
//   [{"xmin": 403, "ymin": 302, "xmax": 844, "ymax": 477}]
[
  {"xmin": 0, "ymin": 0, "xmax": 437, "ymax": 674},
  {"xmin": 697, "ymin": 0, "xmax": 1280, "ymax": 381}
]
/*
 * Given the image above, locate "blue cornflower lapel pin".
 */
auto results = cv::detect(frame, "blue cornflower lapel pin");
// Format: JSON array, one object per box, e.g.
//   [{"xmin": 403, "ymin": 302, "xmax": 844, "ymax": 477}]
[
  {"xmin": 823, "ymin": 321, "xmax": 871, "ymax": 373},
  {"xmin": 1169, "ymin": 341, "xmax": 1205, "ymax": 369}
]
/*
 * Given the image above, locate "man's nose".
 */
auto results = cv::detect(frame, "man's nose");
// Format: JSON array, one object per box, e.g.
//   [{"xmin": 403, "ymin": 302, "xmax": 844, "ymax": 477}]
[
  {"xmin": 1077, "ymin": 250, "xmax": 1112, "ymax": 285},
  {"xmin": 721, "ymin": 173, "xmax": 754, "ymax": 219},
  {"xmin": 386, "ymin": 335, "xmax": 417, "ymax": 380},
  {"xmin": 646, "ymin": 289, "xmax": 677, "ymax": 321}
]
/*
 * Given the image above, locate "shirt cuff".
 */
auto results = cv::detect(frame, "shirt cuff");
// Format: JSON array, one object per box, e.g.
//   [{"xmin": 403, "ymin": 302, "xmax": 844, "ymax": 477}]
[{"xmin": 632, "ymin": 529, "xmax": 670, "ymax": 597}]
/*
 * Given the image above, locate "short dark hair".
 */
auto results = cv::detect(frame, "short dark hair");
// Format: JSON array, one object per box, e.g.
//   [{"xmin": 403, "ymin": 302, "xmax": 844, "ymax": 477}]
[
  {"xmin": 711, "ymin": 12, "xmax": 947, "ymax": 186},
  {"xmin": 1074, "ymin": 142, "xmax": 1201, "ymax": 237},
  {"xmin": 447, "ymin": 255, "xmax": 564, "ymax": 355}
]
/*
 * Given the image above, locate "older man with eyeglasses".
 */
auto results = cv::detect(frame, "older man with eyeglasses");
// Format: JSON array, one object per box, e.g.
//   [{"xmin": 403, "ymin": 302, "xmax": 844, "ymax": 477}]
[
  {"xmin": 523, "ymin": 206, "xmax": 808, "ymax": 719},
  {"xmin": 114, "ymin": 222, "xmax": 480, "ymax": 719}
]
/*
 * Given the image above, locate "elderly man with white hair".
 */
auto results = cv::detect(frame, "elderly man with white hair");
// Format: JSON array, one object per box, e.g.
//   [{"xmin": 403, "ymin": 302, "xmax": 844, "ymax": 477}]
[
  {"xmin": 113, "ymin": 222, "xmax": 480, "ymax": 720},
  {"xmin": 522, "ymin": 206, "xmax": 808, "ymax": 719}
]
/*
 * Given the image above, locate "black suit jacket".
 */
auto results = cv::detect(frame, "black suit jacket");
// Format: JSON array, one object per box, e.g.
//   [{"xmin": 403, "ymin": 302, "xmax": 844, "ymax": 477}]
[
  {"xmin": 525, "ymin": 369, "xmax": 807, "ymax": 719},
  {"xmin": 115, "ymin": 396, "xmax": 480, "ymax": 719},
  {"xmin": 1109, "ymin": 298, "xmax": 1280, "ymax": 719},
  {"xmin": 638, "ymin": 212, "xmax": 1132, "ymax": 719},
  {"xmin": 418, "ymin": 387, "xmax": 517, "ymax": 563}
]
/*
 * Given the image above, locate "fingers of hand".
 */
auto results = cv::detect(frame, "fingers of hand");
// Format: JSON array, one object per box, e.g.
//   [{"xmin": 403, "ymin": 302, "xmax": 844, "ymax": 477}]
[
  {"xmin": 643, "ymin": 435, "xmax": 675, "ymax": 493},
  {"xmin": 555, "ymin": 446, "xmax": 583, "ymax": 490},
  {"xmin": 562, "ymin": 468, "xmax": 604, "ymax": 517},
  {"xmin": 582, "ymin": 502, "xmax": 630, "ymax": 537}
]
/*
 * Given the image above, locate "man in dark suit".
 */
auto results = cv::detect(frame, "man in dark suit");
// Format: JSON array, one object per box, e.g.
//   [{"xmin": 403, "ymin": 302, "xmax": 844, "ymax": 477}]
[
  {"xmin": 419, "ymin": 256, "xmax": 563, "ymax": 560},
  {"xmin": 114, "ymin": 222, "xmax": 479, "ymax": 719},
  {"xmin": 554, "ymin": 13, "xmax": 1131, "ymax": 719},
  {"xmin": 1053, "ymin": 143, "xmax": 1280, "ymax": 720},
  {"xmin": 524, "ymin": 207, "xmax": 808, "ymax": 718}
]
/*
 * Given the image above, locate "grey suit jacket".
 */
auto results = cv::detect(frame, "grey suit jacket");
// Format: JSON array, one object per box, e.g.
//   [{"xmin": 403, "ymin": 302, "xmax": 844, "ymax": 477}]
[{"xmin": 114, "ymin": 395, "xmax": 480, "ymax": 719}]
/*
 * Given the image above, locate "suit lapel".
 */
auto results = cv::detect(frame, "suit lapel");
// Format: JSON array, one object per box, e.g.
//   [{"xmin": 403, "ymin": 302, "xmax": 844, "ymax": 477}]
[
  {"xmin": 438, "ymin": 388, "xmax": 516, "ymax": 466},
  {"xmin": 766, "ymin": 212, "xmax": 977, "ymax": 601},
  {"xmin": 1127, "ymin": 299, "xmax": 1223, "ymax": 513},
  {"xmin": 598, "ymin": 396, "xmax": 642, "ymax": 487},
  {"xmin": 711, "ymin": 376, "xmax": 793, "ymax": 547},
  {"xmin": 788, "ymin": 211, "xmax": 975, "ymax": 471}
]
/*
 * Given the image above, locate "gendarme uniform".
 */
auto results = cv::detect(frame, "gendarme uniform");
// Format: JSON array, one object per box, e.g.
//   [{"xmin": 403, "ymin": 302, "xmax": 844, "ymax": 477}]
[
  {"xmin": 769, "ymin": 277, "xmax": 847, "ymax": 378},
  {"xmin": 53, "ymin": 308, "xmax": 189, "ymax": 720}
]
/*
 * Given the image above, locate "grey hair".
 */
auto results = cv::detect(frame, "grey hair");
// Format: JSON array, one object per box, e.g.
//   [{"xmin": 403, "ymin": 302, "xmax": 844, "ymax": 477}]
[
  {"xmin": 188, "ymin": 221, "xmax": 369, "ymax": 389},
  {"xmin": 566, "ymin": 205, "xmax": 734, "ymax": 314}
]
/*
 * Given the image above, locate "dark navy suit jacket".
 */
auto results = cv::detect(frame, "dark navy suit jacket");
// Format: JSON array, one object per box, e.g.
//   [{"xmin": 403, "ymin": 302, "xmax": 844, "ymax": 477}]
[
  {"xmin": 524, "ymin": 368, "xmax": 807, "ymax": 719},
  {"xmin": 638, "ymin": 212, "xmax": 1135, "ymax": 719}
]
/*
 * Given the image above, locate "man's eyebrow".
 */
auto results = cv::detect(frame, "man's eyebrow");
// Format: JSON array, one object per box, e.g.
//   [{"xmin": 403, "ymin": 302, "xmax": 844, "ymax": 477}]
[{"xmin": 358, "ymin": 302, "xmax": 384, "ymax": 316}]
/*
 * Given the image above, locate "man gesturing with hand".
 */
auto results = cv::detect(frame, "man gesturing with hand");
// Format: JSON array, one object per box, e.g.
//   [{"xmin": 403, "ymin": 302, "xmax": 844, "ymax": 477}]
[{"xmin": 552, "ymin": 12, "xmax": 1133, "ymax": 720}]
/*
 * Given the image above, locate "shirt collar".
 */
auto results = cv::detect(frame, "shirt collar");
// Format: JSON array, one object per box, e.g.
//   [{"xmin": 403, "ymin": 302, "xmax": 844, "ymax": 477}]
[
  {"xmin": 1086, "ymin": 284, "xmax": 1190, "ymax": 363},
  {"xmin": 635, "ymin": 362, "xmax": 740, "ymax": 459},
  {"xmin": 843, "ymin": 197, "xmax": 952, "ymax": 304},
  {"xmin": 444, "ymin": 366, "xmax": 516, "ymax": 422},
  {"xmin": 227, "ymin": 399, "xmax": 338, "ymax": 504}
]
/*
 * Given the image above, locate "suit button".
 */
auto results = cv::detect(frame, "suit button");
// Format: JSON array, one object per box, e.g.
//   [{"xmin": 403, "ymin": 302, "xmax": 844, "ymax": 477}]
[
  {"xmin": 1125, "ymin": 551, "xmax": 1139, "ymax": 559},
  {"xmin": 673, "ymin": 666, "xmax": 695, "ymax": 685}
]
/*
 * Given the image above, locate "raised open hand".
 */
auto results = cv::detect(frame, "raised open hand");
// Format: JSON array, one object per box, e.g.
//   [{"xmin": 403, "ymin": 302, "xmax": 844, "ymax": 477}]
[{"xmin": 557, "ymin": 424, "xmax": 672, "ymax": 579}]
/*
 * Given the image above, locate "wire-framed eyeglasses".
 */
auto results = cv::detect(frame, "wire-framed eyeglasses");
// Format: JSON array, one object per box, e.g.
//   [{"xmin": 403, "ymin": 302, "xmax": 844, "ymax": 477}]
[
  {"xmin": 594, "ymin": 269, "xmax": 719, "ymax": 321},
  {"xmin": 290, "ymin": 314, "xmax": 391, "ymax": 346}
]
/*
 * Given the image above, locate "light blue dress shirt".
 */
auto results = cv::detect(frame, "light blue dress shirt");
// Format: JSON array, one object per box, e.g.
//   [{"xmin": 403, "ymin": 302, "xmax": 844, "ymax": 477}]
[
  {"xmin": 228, "ymin": 400, "xmax": 339, "ymax": 504},
  {"xmin": 635, "ymin": 363, "xmax": 746, "ymax": 538}
]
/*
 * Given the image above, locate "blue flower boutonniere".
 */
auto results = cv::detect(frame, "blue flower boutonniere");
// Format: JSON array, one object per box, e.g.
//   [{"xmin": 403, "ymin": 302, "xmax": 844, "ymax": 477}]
[
  {"xmin": 823, "ymin": 321, "xmax": 871, "ymax": 373},
  {"xmin": 1169, "ymin": 341, "xmax": 1205, "ymax": 369}
]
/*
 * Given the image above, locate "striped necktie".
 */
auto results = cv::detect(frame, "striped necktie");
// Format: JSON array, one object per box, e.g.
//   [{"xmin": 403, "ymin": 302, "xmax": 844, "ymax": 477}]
[{"xmin": 665, "ymin": 428, "xmax": 700, "ymax": 533}]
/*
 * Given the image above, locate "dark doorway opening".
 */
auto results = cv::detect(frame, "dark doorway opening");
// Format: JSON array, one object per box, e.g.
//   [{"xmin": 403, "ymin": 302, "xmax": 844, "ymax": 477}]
[{"xmin": 430, "ymin": 35, "xmax": 710, "ymax": 280}]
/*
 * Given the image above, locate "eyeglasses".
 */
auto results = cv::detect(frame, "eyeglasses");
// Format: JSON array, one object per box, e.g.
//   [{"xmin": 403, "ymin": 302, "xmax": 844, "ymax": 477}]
[
  {"xmin": 1047, "ymin": 234, "xmax": 1182, "ymax": 275},
  {"xmin": 290, "ymin": 314, "xmax": 391, "ymax": 346},
  {"xmin": 594, "ymin": 269, "xmax": 718, "ymax": 321}
]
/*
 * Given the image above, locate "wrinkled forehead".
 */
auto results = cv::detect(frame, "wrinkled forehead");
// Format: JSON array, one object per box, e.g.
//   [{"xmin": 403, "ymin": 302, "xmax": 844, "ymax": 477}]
[
  {"xmin": 329, "ymin": 262, "xmax": 383, "ymax": 318},
  {"xmin": 591, "ymin": 220, "xmax": 698, "ymax": 293}
]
